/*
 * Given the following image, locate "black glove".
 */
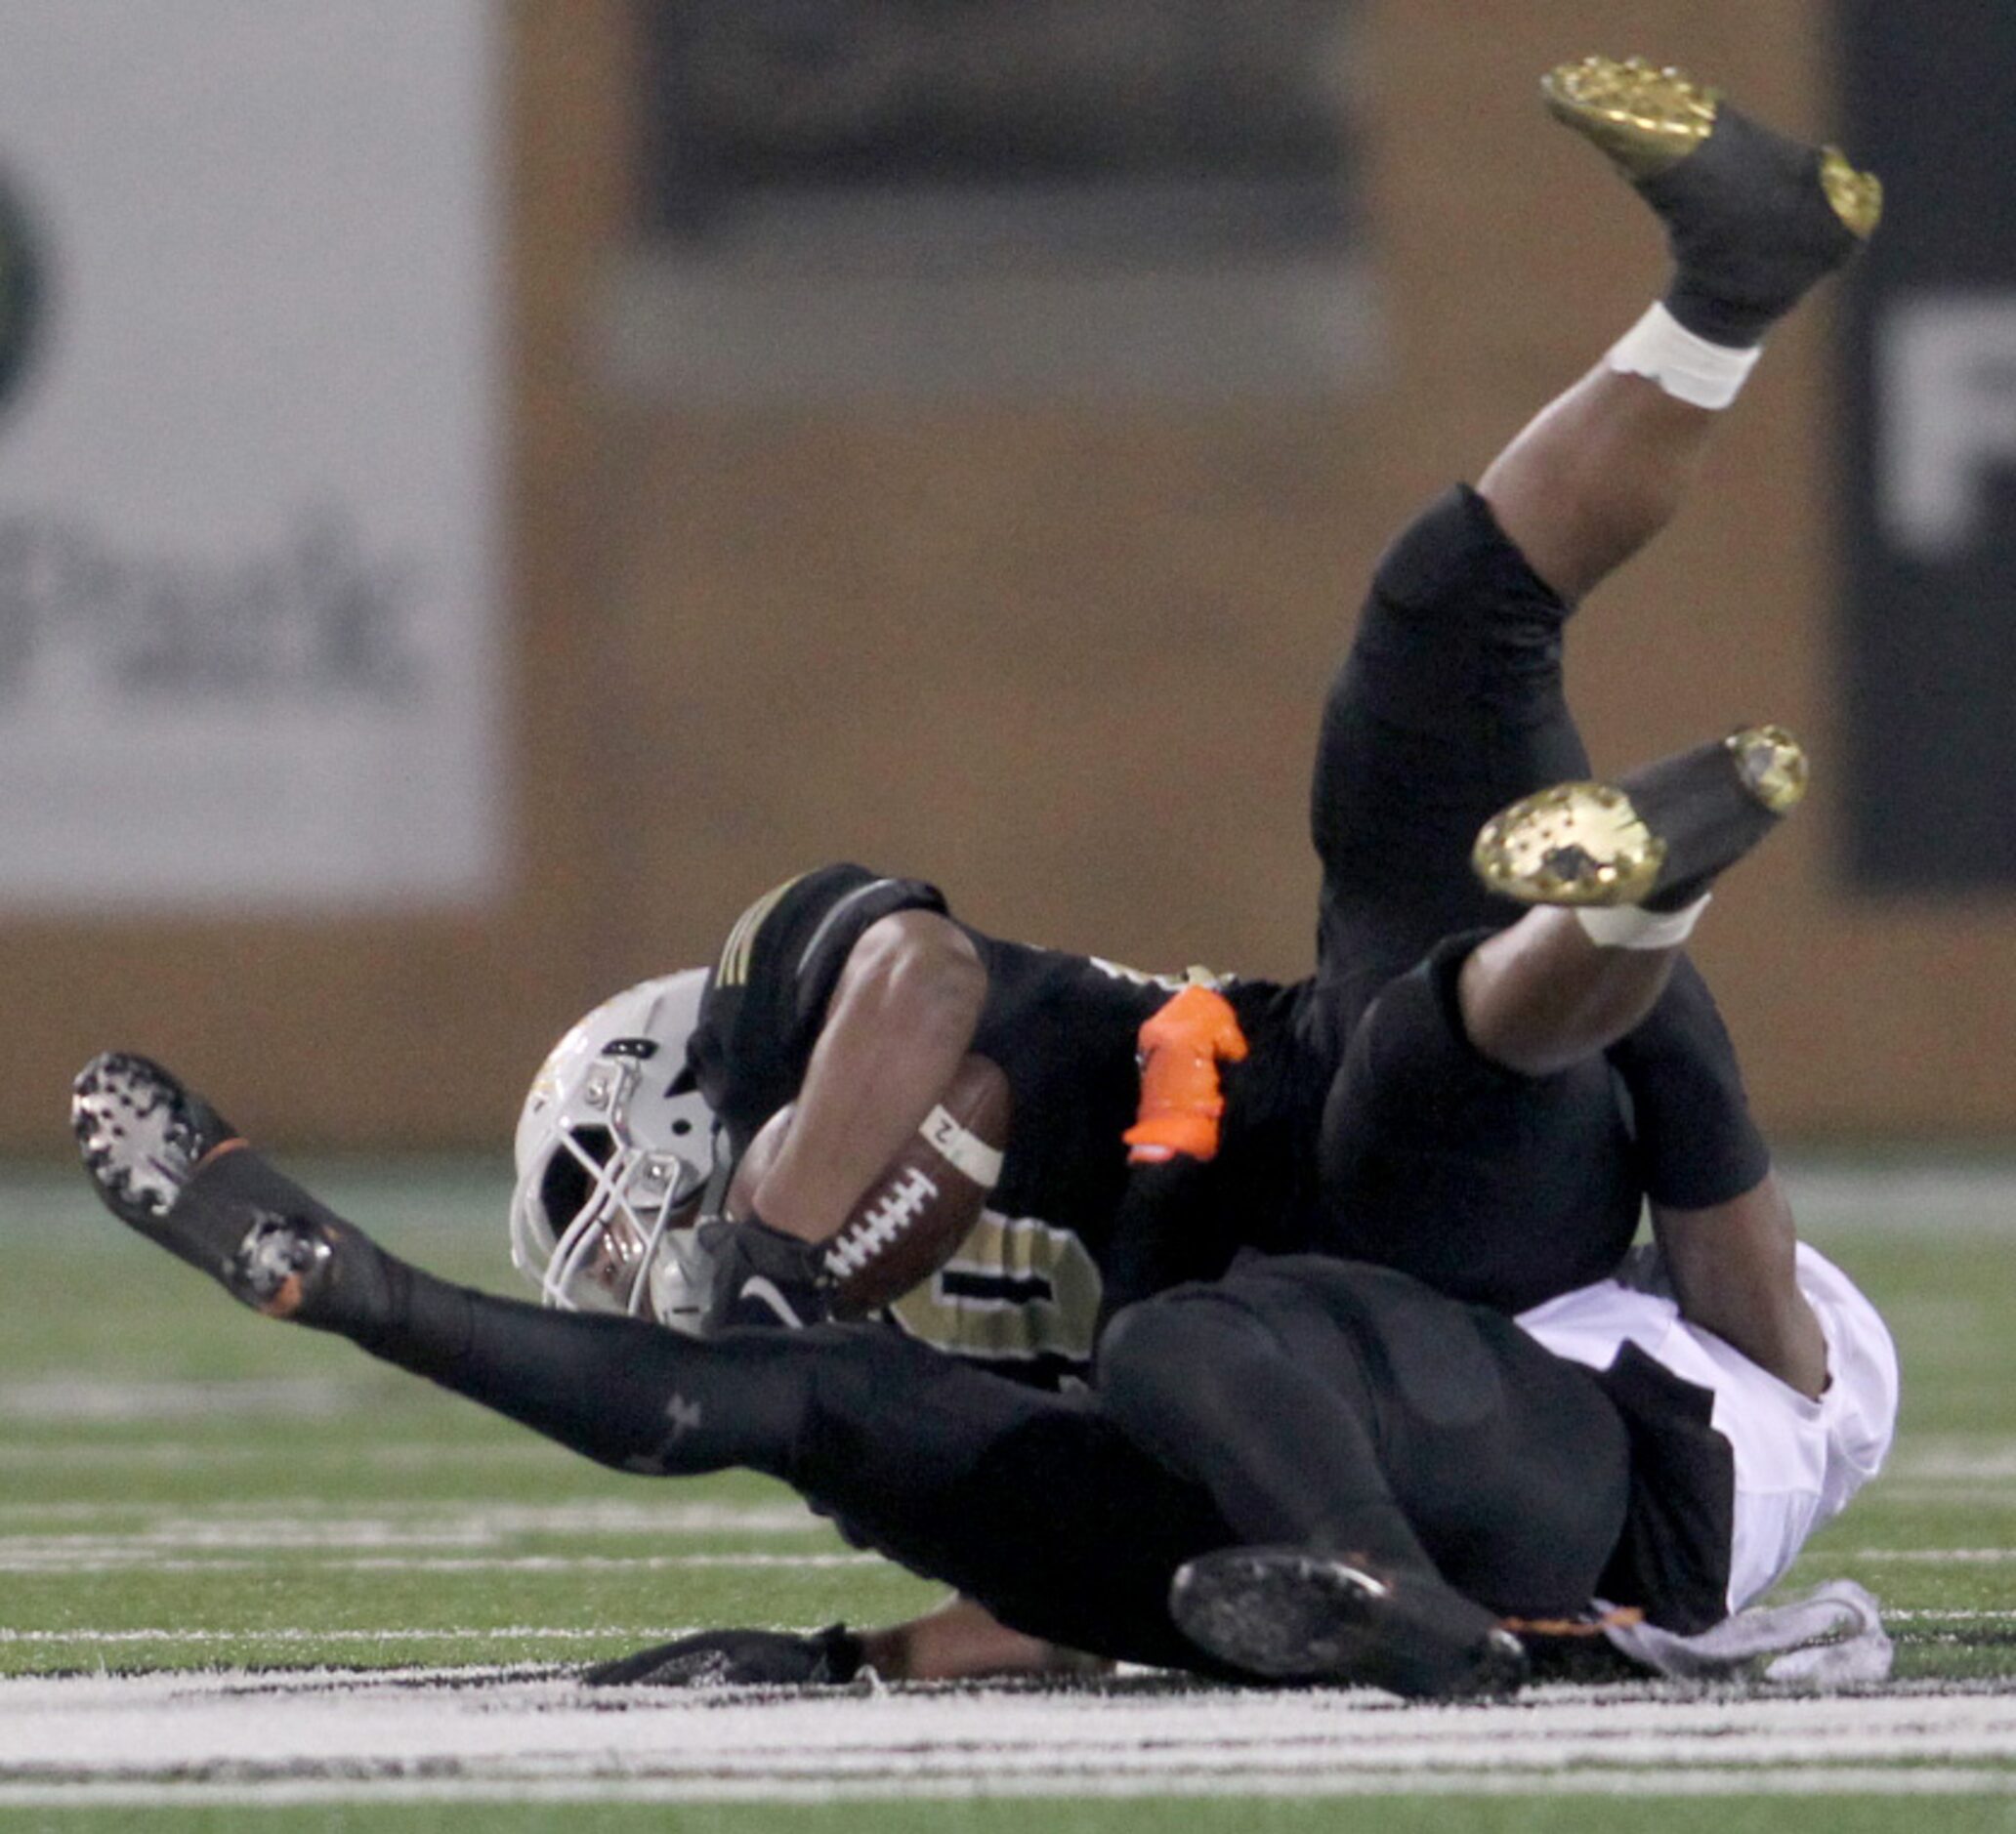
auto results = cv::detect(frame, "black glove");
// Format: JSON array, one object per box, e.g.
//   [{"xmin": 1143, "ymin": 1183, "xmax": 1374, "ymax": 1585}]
[
  {"xmin": 581, "ymin": 1623, "xmax": 865, "ymax": 1688},
  {"xmin": 700, "ymin": 1215, "xmax": 835, "ymax": 1332}
]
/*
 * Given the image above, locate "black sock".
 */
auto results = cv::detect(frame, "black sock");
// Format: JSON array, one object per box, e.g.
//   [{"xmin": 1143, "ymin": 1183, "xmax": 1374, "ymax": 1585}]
[{"xmin": 1639, "ymin": 109, "xmax": 1859, "ymax": 350}]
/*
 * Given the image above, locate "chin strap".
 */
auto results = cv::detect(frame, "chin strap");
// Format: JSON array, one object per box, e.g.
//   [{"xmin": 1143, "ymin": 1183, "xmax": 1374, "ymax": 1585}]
[{"xmin": 696, "ymin": 1119, "xmax": 738, "ymax": 1228}]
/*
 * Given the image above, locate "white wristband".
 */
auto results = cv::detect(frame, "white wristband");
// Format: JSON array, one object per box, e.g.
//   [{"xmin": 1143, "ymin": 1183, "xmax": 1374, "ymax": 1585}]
[
  {"xmin": 1608, "ymin": 303, "xmax": 1761, "ymax": 410},
  {"xmin": 1575, "ymin": 893, "xmax": 1711, "ymax": 950}
]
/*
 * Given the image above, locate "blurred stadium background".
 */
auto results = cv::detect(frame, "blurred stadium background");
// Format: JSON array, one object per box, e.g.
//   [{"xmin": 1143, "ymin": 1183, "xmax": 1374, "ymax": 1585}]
[{"xmin": 1, "ymin": 0, "xmax": 2008, "ymax": 1157}]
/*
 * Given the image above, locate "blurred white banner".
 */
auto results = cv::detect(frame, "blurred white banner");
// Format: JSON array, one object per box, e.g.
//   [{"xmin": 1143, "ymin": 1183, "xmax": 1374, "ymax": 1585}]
[{"xmin": 0, "ymin": 0, "xmax": 501, "ymax": 910}]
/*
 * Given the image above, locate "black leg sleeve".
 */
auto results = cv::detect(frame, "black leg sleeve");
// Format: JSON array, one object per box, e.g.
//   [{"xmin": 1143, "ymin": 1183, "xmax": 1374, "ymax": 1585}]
[
  {"xmin": 184, "ymin": 1146, "xmax": 816, "ymax": 1478},
  {"xmin": 180, "ymin": 1147, "xmax": 1236, "ymax": 1672}
]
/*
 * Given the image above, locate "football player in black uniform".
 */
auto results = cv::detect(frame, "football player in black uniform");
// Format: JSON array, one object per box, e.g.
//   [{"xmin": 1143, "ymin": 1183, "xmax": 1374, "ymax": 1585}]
[
  {"xmin": 490, "ymin": 53, "xmax": 1880, "ymax": 1682},
  {"xmin": 512, "ymin": 54, "xmax": 1869, "ymax": 1392},
  {"xmin": 71, "ymin": 59, "xmax": 1880, "ymax": 1691},
  {"xmin": 66, "ymin": 736, "xmax": 1892, "ymax": 1696}
]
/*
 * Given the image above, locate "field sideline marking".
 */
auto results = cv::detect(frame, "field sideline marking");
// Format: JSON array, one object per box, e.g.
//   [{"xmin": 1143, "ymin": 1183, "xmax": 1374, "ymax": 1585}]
[
  {"xmin": 12, "ymin": 1671, "xmax": 2016, "ymax": 1805},
  {"xmin": 0, "ymin": 1552, "xmax": 883, "ymax": 1576},
  {"xmin": 11, "ymin": 1605, "xmax": 2014, "ymax": 1647},
  {"xmin": 0, "ymin": 1627, "xmax": 700, "ymax": 1645},
  {"xmin": 4, "ymin": 1770, "xmax": 2016, "ymax": 1808}
]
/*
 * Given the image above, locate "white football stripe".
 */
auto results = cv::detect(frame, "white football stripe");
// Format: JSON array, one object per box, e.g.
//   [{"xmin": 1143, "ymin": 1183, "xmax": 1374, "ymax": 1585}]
[{"xmin": 918, "ymin": 1105, "xmax": 1002, "ymax": 1188}]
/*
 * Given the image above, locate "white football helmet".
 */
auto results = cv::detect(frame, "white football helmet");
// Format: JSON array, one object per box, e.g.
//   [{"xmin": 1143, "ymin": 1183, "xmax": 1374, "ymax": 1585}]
[{"xmin": 509, "ymin": 970, "xmax": 722, "ymax": 1331}]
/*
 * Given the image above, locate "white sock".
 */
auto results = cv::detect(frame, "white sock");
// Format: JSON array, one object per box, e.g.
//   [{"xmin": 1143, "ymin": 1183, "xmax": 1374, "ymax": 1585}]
[
  {"xmin": 1608, "ymin": 304, "xmax": 1761, "ymax": 410},
  {"xmin": 1575, "ymin": 893, "xmax": 1711, "ymax": 950}
]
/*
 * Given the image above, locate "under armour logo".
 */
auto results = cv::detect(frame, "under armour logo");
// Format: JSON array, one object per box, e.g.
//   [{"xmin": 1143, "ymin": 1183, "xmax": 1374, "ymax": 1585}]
[{"xmin": 665, "ymin": 1393, "xmax": 703, "ymax": 1440}]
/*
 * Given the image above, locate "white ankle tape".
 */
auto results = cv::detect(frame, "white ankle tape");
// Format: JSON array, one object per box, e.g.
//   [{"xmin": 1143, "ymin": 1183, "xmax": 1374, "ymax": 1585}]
[
  {"xmin": 1608, "ymin": 304, "xmax": 1761, "ymax": 410},
  {"xmin": 1575, "ymin": 893, "xmax": 1711, "ymax": 950}
]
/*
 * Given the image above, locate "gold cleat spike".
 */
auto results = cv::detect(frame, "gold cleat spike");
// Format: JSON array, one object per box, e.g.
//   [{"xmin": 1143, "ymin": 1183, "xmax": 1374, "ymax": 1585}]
[
  {"xmin": 1725, "ymin": 724, "xmax": 1808, "ymax": 814},
  {"xmin": 1471, "ymin": 781, "xmax": 1665, "ymax": 909},
  {"xmin": 1819, "ymin": 147, "xmax": 1883, "ymax": 239},
  {"xmin": 1543, "ymin": 55, "xmax": 1720, "ymax": 181}
]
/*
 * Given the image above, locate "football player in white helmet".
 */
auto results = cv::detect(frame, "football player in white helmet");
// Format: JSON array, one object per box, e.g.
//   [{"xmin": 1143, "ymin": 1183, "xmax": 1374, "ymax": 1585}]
[
  {"xmin": 69, "ymin": 54, "xmax": 1895, "ymax": 1690},
  {"xmin": 508, "ymin": 970, "xmax": 723, "ymax": 1331}
]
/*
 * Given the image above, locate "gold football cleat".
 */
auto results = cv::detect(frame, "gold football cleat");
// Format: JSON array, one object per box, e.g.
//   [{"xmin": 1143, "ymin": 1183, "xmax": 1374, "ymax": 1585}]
[
  {"xmin": 1473, "ymin": 725, "xmax": 1809, "ymax": 910},
  {"xmin": 1543, "ymin": 54, "xmax": 1882, "ymax": 240},
  {"xmin": 1471, "ymin": 781, "xmax": 1665, "ymax": 908}
]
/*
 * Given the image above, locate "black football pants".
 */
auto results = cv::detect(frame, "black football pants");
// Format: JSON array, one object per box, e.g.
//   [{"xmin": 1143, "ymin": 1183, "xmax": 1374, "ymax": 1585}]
[
  {"xmin": 1299, "ymin": 485, "xmax": 1771, "ymax": 1308},
  {"xmin": 231, "ymin": 1144, "xmax": 1629, "ymax": 1667}
]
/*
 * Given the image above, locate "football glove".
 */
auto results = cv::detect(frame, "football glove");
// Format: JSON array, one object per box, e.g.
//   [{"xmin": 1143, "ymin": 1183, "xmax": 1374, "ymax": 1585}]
[{"xmin": 581, "ymin": 1622, "xmax": 865, "ymax": 1688}]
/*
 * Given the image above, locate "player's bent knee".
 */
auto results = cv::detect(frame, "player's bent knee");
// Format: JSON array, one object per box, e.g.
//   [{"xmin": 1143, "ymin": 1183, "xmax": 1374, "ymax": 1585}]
[{"xmin": 1097, "ymin": 1290, "xmax": 1272, "ymax": 1439}]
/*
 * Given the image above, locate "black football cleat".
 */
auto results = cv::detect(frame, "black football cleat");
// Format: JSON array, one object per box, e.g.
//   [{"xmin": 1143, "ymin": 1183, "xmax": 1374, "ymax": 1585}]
[
  {"xmin": 1544, "ymin": 55, "xmax": 1880, "ymax": 348},
  {"xmin": 1472, "ymin": 724, "xmax": 1806, "ymax": 912},
  {"xmin": 72, "ymin": 1052, "xmax": 251, "ymax": 1279},
  {"xmin": 582, "ymin": 1623, "xmax": 865, "ymax": 1688},
  {"xmin": 700, "ymin": 1218, "xmax": 836, "ymax": 1333},
  {"xmin": 72, "ymin": 1052, "xmax": 381, "ymax": 1326},
  {"xmin": 1169, "ymin": 1547, "xmax": 1529, "ymax": 1700}
]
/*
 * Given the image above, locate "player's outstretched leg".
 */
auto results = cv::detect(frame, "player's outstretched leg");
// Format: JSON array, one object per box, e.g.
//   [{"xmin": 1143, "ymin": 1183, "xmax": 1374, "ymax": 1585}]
[{"xmin": 71, "ymin": 1051, "xmax": 818, "ymax": 1473}]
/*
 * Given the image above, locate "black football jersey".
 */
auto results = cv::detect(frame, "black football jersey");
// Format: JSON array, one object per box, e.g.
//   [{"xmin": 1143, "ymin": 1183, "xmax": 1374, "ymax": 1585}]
[{"xmin": 687, "ymin": 863, "xmax": 1328, "ymax": 1382}]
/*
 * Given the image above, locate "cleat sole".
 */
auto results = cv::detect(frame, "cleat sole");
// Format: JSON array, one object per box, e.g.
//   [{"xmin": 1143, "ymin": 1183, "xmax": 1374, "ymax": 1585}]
[
  {"xmin": 1472, "ymin": 781, "xmax": 1664, "ymax": 907},
  {"xmin": 1170, "ymin": 1548, "xmax": 1527, "ymax": 1699},
  {"xmin": 1543, "ymin": 55, "xmax": 1720, "ymax": 180}
]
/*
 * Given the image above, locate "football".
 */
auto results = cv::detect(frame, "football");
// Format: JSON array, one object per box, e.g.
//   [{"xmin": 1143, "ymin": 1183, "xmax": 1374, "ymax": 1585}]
[{"xmin": 727, "ymin": 1053, "xmax": 1011, "ymax": 1318}]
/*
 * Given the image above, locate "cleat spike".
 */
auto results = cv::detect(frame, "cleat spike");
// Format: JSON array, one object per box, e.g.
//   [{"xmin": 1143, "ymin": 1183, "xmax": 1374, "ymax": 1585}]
[{"xmin": 227, "ymin": 1213, "xmax": 334, "ymax": 1318}]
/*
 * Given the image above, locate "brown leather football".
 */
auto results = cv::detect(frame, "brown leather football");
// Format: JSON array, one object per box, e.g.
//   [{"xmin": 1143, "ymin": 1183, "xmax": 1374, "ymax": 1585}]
[{"xmin": 727, "ymin": 1053, "xmax": 1010, "ymax": 1318}]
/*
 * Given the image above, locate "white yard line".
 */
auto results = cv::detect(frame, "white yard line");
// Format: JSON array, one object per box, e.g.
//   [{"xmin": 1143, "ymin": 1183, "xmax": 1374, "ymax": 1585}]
[
  {"xmin": 0, "ymin": 1498, "xmax": 820, "ymax": 1542},
  {"xmin": 7, "ymin": 1671, "xmax": 2016, "ymax": 1804},
  {"xmin": 0, "ymin": 1627, "xmax": 697, "ymax": 1645},
  {"xmin": 13, "ymin": 1606, "xmax": 1998, "ymax": 1642},
  {"xmin": 1842, "ymin": 1549, "xmax": 2016, "ymax": 1563},
  {"xmin": 4, "ymin": 1770, "xmax": 2016, "ymax": 1808},
  {"xmin": 0, "ymin": 1441, "xmax": 565, "ymax": 1468},
  {"xmin": 1888, "ymin": 1439, "xmax": 2016, "ymax": 1480},
  {"xmin": 0, "ymin": 1378, "xmax": 356, "ymax": 1422},
  {"xmin": 0, "ymin": 1552, "xmax": 882, "ymax": 1575}
]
